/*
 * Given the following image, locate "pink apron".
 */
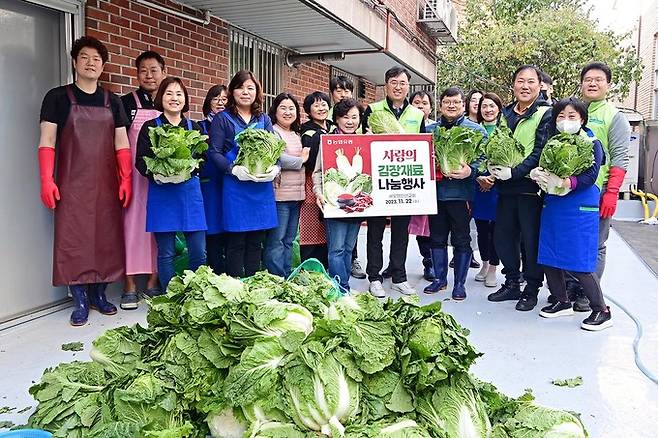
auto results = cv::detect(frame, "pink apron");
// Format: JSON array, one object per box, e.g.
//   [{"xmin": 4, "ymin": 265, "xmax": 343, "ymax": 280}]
[
  {"xmin": 123, "ymin": 92, "xmax": 160, "ymax": 275},
  {"xmin": 408, "ymin": 215, "xmax": 430, "ymax": 237}
]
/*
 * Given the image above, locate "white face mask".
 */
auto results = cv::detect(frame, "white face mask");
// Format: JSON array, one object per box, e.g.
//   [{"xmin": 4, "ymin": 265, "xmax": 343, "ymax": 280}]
[{"xmin": 557, "ymin": 119, "xmax": 582, "ymax": 134}]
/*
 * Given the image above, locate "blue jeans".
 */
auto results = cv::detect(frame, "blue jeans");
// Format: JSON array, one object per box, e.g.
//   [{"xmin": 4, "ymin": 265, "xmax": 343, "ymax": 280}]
[
  {"xmin": 325, "ymin": 219, "xmax": 361, "ymax": 291},
  {"xmin": 264, "ymin": 201, "xmax": 301, "ymax": 277},
  {"xmin": 154, "ymin": 231, "xmax": 206, "ymax": 290}
]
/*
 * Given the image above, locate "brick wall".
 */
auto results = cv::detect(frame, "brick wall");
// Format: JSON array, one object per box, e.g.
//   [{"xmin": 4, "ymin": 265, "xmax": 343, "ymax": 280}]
[
  {"xmin": 86, "ymin": 0, "xmax": 229, "ymax": 118},
  {"xmin": 85, "ymin": 0, "xmax": 377, "ymax": 120}
]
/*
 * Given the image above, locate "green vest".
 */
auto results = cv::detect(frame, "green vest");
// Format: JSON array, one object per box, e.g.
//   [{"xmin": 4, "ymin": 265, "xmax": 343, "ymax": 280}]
[
  {"xmin": 368, "ymin": 99, "xmax": 425, "ymax": 133},
  {"xmin": 503, "ymin": 106, "xmax": 550, "ymax": 157},
  {"xmin": 587, "ymin": 100, "xmax": 618, "ymax": 187}
]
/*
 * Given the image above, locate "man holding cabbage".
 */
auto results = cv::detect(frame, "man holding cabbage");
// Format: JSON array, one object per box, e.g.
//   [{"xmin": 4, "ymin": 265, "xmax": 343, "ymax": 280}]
[
  {"xmin": 562, "ymin": 62, "xmax": 631, "ymax": 311},
  {"xmin": 487, "ymin": 65, "xmax": 554, "ymax": 312},
  {"xmin": 361, "ymin": 66, "xmax": 426, "ymax": 298},
  {"xmin": 424, "ymin": 87, "xmax": 487, "ymax": 300}
]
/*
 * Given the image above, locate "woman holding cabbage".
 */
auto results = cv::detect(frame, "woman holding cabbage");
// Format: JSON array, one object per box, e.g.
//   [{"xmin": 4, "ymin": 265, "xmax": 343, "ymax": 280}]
[
  {"xmin": 473, "ymin": 93, "xmax": 504, "ymax": 287},
  {"xmin": 209, "ymin": 71, "xmax": 280, "ymax": 278},
  {"xmin": 263, "ymin": 93, "xmax": 310, "ymax": 277},
  {"xmin": 136, "ymin": 77, "xmax": 207, "ymax": 290},
  {"xmin": 529, "ymin": 97, "xmax": 612, "ymax": 331},
  {"xmin": 312, "ymin": 98, "xmax": 364, "ymax": 291}
]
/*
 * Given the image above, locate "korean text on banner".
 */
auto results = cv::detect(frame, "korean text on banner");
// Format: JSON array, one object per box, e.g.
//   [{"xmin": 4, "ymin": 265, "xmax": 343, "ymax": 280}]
[{"xmin": 320, "ymin": 134, "xmax": 437, "ymax": 218}]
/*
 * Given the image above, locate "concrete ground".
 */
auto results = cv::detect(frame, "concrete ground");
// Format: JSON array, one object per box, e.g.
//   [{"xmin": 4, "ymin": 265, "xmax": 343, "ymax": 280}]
[
  {"xmin": 612, "ymin": 220, "xmax": 658, "ymax": 276},
  {"xmin": 1, "ymin": 227, "xmax": 657, "ymax": 437}
]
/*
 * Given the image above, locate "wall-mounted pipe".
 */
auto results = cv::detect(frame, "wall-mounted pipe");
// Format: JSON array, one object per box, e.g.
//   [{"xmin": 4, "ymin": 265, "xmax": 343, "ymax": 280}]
[
  {"xmin": 286, "ymin": 51, "xmax": 346, "ymax": 67},
  {"xmin": 135, "ymin": 0, "xmax": 211, "ymax": 25}
]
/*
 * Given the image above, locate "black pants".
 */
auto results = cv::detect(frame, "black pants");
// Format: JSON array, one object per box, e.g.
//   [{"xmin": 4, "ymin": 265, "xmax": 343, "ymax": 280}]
[
  {"xmin": 300, "ymin": 244, "xmax": 328, "ymax": 268},
  {"xmin": 366, "ymin": 216, "xmax": 410, "ymax": 283},
  {"xmin": 494, "ymin": 194, "xmax": 544, "ymax": 291},
  {"xmin": 417, "ymin": 235, "xmax": 432, "ymax": 267},
  {"xmin": 429, "ymin": 201, "xmax": 472, "ymax": 253},
  {"xmin": 544, "ymin": 267, "xmax": 606, "ymax": 311},
  {"xmin": 475, "ymin": 219, "xmax": 499, "ymax": 265},
  {"xmin": 225, "ymin": 230, "xmax": 266, "ymax": 278},
  {"xmin": 206, "ymin": 233, "xmax": 226, "ymax": 275},
  {"xmin": 352, "ymin": 242, "xmax": 358, "ymax": 262}
]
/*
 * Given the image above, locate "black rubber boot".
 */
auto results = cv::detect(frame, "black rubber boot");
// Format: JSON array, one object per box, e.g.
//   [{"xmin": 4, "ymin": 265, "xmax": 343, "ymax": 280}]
[
  {"xmin": 451, "ymin": 250, "xmax": 471, "ymax": 300},
  {"xmin": 424, "ymin": 248, "xmax": 448, "ymax": 294},
  {"xmin": 89, "ymin": 283, "xmax": 118, "ymax": 315},
  {"xmin": 69, "ymin": 284, "xmax": 89, "ymax": 326}
]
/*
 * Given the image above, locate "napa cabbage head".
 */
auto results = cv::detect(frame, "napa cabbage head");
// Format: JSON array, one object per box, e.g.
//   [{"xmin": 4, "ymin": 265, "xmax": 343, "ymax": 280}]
[
  {"xmin": 235, "ymin": 128, "xmax": 286, "ymax": 175},
  {"xmin": 345, "ymin": 419, "xmax": 431, "ymax": 437},
  {"xmin": 230, "ymin": 299, "xmax": 314, "ymax": 351},
  {"xmin": 418, "ymin": 373, "xmax": 491, "ymax": 438},
  {"xmin": 503, "ymin": 404, "xmax": 587, "ymax": 438},
  {"xmin": 433, "ymin": 126, "xmax": 484, "ymax": 175},
  {"xmin": 284, "ymin": 348, "xmax": 360, "ymax": 436}
]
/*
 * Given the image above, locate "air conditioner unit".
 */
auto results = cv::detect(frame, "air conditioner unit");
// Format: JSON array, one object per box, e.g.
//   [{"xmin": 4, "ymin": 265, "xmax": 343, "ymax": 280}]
[{"xmin": 417, "ymin": 0, "xmax": 458, "ymax": 43}]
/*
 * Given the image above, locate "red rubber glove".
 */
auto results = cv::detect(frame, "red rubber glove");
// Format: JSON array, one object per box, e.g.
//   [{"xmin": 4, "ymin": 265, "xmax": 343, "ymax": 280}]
[
  {"xmin": 116, "ymin": 148, "xmax": 133, "ymax": 208},
  {"xmin": 38, "ymin": 147, "xmax": 60, "ymax": 209},
  {"xmin": 600, "ymin": 166, "xmax": 626, "ymax": 218}
]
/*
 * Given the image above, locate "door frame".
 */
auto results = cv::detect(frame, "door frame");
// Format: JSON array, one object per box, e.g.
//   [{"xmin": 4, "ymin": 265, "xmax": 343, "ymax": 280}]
[
  {"xmin": 0, "ymin": 0, "xmax": 84, "ymax": 330},
  {"xmin": 24, "ymin": 0, "xmax": 84, "ymax": 84}
]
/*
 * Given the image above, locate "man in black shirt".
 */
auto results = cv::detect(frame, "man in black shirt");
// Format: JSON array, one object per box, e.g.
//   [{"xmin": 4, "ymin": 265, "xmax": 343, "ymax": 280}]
[
  {"xmin": 38, "ymin": 36, "xmax": 132, "ymax": 326},
  {"xmin": 119, "ymin": 51, "xmax": 166, "ymax": 310},
  {"xmin": 120, "ymin": 51, "xmax": 166, "ymax": 126}
]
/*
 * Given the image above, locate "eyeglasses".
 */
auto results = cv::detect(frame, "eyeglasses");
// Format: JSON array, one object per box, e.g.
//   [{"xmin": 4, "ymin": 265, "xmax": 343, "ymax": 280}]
[
  {"xmin": 582, "ymin": 77, "xmax": 607, "ymax": 84},
  {"xmin": 211, "ymin": 96, "xmax": 228, "ymax": 103},
  {"xmin": 442, "ymin": 99, "xmax": 463, "ymax": 107},
  {"xmin": 388, "ymin": 80, "xmax": 409, "ymax": 88}
]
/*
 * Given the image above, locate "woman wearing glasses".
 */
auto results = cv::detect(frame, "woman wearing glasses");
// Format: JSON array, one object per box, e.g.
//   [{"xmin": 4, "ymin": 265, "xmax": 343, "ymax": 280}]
[{"xmin": 199, "ymin": 85, "xmax": 228, "ymax": 274}]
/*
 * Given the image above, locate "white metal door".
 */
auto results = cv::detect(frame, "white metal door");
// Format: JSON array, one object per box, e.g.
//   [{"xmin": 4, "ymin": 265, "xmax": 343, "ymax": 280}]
[{"xmin": 0, "ymin": 0, "xmax": 68, "ymax": 324}]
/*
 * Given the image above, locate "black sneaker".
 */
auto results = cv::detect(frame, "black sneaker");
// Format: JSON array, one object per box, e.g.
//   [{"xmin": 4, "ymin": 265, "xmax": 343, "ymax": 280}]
[
  {"xmin": 141, "ymin": 287, "xmax": 164, "ymax": 299},
  {"xmin": 470, "ymin": 257, "xmax": 481, "ymax": 269},
  {"xmin": 581, "ymin": 307, "xmax": 612, "ymax": 331},
  {"xmin": 547, "ymin": 294, "xmax": 558, "ymax": 304},
  {"xmin": 539, "ymin": 301, "xmax": 574, "ymax": 318},
  {"xmin": 516, "ymin": 295, "xmax": 538, "ymax": 311},
  {"xmin": 487, "ymin": 282, "xmax": 521, "ymax": 302},
  {"xmin": 573, "ymin": 294, "xmax": 591, "ymax": 312},
  {"xmin": 120, "ymin": 292, "xmax": 139, "ymax": 310}
]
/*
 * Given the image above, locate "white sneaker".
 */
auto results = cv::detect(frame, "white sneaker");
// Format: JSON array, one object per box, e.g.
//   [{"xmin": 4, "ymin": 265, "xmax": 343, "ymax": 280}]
[
  {"xmin": 351, "ymin": 259, "xmax": 366, "ymax": 279},
  {"xmin": 391, "ymin": 281, "xmax": 416, "ymax": 296},
  {"xmin": 369, "ymin": 280, "xmax": 386, "ymax": 298},
  {"xmin": 475, "ymin": 262, "xmax": 489, "ymax": 282},
  {"xmin": 485, "ymin": 266, "xmax": 498, "ymax": 288}
]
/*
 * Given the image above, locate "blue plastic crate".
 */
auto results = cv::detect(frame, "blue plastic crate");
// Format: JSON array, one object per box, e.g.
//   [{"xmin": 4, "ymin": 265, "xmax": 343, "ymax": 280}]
[{"xmin": 0, "ymin": 430, "xmax": 52, "ymax": 438}]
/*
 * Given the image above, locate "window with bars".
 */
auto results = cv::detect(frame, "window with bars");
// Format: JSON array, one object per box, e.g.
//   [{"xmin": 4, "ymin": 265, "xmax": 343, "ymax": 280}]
[
  {"xmin": 330, "ymin": 67, "xmax": 359, "ymax": 90},
  {"xmin": 229, "ymin": 28, "xmax": 283, "ymax": 112}
]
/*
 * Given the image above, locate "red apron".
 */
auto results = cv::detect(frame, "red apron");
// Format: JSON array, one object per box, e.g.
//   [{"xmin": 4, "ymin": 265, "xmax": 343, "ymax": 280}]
[
  {"xmin": 123, "ymin": 92, "xmax": 159, "ymax": 275},
  {"xmin": 52, "ymin": 86, "xmax": 125, "ymax": 286},
  {"xmin": 299, "ymin": 174, "xmax": 326, "ymax": 245}
]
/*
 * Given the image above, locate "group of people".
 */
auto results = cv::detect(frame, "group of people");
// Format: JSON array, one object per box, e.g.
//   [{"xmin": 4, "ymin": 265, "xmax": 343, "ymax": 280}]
[{"xmin": 39, "ymin": 37, "xmax": 628, "ymax": 333}]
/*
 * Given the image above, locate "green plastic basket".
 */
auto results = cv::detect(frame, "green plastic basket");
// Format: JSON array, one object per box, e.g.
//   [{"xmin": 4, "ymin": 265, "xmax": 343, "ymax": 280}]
[{"xmin": 287, "ymin": 258, "xmax": 345, "ymax": 299}]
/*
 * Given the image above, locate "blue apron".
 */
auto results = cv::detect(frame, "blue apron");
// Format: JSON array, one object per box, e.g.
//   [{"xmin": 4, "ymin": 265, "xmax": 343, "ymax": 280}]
[
  {"xmin": 472, "ymin": 185, "xmax": 498, "ymax": 221},
  {"xmin": 538, "ymin": 184, "xmax": 600, "ymax": 272},
  {"xmin": 146, "ymin": 118, "xmax": 207, "ymax": 233},
  {"xmin": 198, "ymin": 119, "xmax": 223, "ymax": 234},
  {"xmin": 221, "ymin": 112, "xmax": 277, "ymax": 232}
]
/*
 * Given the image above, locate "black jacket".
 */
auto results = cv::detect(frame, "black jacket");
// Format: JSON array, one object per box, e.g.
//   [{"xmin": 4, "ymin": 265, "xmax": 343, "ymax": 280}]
[{"xmin": 499, "ymin": 98, "xmax": 554, "ymax": 195}]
